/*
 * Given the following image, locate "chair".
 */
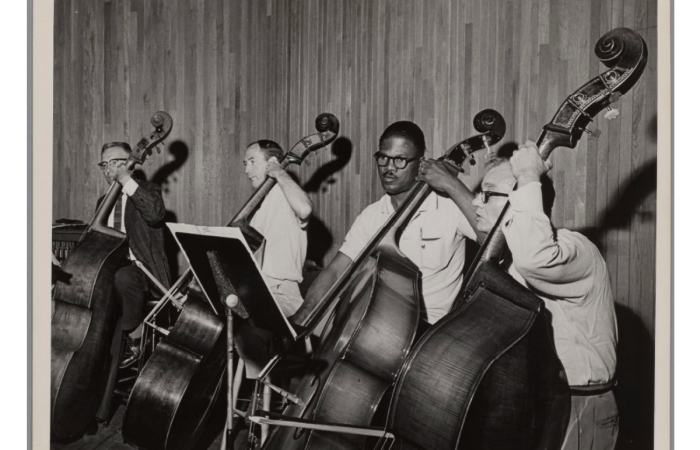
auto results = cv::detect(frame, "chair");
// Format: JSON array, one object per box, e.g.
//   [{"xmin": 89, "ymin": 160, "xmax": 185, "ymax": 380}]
[
  {"xmin": 94, "ymin": 261, "xmax": 178, "ymax": 426},
  {"xmin": 94, "ymin": 296, "xmax": 173, "ymax": 425}
]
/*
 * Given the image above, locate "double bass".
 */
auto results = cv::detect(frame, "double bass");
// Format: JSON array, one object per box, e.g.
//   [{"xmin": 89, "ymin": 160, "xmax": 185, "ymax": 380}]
[
  {"xmin": 51, "ymin": 111, "xmax": 173, "ymax": 439},
  {"xmin": 122, "ymin": 113, "xmax": 340, "ymax": 450},
  {"xmin": 385, "ymin": 27, "xmax": 648, "ymax": 450},
  {"xmin": 262, "ymin": 109, "xmax": 506, "ymax": 450}
]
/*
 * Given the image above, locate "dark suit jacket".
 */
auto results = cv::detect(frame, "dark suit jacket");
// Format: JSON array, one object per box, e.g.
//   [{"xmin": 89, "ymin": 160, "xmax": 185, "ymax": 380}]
[{"xmin": 97, "ymin": 179, "xmax": 171, "ymax": 291}]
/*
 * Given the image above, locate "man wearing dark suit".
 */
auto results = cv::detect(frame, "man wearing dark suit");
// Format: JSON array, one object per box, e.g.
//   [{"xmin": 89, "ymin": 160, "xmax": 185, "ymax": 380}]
[{"xmin": 98, "ymin": 142, "xmax": 171, "ymax": 367}]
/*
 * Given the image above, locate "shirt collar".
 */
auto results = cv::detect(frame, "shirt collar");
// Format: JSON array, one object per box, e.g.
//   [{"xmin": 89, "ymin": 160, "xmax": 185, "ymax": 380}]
[{"xmin": 379, "ymin": 190, "xmax": 439, "ymax": 215}]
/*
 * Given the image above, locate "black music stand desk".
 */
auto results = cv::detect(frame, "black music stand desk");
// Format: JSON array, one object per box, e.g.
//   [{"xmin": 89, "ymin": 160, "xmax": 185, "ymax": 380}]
[{"xmin": 166, "ymin": 223, "xmax": 297, "ymax": 340}]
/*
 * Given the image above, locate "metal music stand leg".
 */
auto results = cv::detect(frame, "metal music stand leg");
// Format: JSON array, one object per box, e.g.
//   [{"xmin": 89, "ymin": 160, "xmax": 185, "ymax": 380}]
[
  {"xmin": 221, "ymin": 308, "xmax": 248, "ymax": 450},
  {"xmin": 232, "ymin": 359, "xmax": 245, "ymax": 419},
  {"xmin": 247, "ymin": 386, "xmax": 260, "ymax": 450},
  {"xmin": 221, "ymin": 308, "xmax": 236, "ymax": 450},
  {"xmin": 261, "ymin": 383, "xmax": 271, "ymax": 442},
  {"xmin": 247, "ymin": 356, "xmax": 282, "ymax": 449}
]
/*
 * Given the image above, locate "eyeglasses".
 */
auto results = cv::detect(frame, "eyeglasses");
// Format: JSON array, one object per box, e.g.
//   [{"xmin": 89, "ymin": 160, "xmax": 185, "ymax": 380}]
[
  {"xmin": 478, "ymin": 190, "xmax": 509, "ymax": 204},
  {"xmin": 373, "ymin": 153, "xmax": 420, "ymax": 169},
  {"xmin": 97, "ymin": 158, "xmax": 128, "ymax": 171}
]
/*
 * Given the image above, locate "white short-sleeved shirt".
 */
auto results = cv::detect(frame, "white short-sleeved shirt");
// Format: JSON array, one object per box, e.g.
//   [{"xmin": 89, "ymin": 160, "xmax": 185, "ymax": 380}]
[
  {"xmin": 239, "ymin": 184, "xmax": 308, "ymax": 378},
  {"xmin": 250, "ymin": 184, "xmax": 308, "ymax": 295},
  {"xmin": 338, "ymin": 191, "xmax": 477, "ymax": 324}
]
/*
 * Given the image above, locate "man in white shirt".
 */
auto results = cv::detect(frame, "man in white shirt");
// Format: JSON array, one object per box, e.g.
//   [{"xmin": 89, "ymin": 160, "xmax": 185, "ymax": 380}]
[
  {"xmin": 98, "ymin": 142, "xmax": 171, "ymax": 368},
  {"xmin": 291, "ymin": 121, "xmax": 478, "ymax": 326},
  {"xmin": 226, "ymin": 139, "xmax": 313, "ymax": 378},
  {"xmin": 462, "ymin": 141, "xmax": 619, "ymax": 450}
]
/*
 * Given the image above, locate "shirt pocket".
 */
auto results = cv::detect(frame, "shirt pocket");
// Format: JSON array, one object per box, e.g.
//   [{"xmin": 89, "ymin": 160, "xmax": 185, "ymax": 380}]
[{"xmin": 420, "ymin": 224, "xmax": 448, "ymax": 271}]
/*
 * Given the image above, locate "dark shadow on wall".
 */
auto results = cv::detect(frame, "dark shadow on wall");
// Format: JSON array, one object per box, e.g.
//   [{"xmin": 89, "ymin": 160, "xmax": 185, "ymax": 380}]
[
  {"xmin": 150, "ymin": 140, "xmax": 190, "ymax": 194},
  {"xmin": 597, "ymin": 159, "xmax": 656, "ymax": 245},
  {"xmin": 147, "ymin": 140, "xmax": 190, "ymax": 282},
  {"xmin": 303, "ymin": 136, "xmax": 353, "ymax": 194},
  {"xmin": 131, "ymin": 169, "xmax": 147, "ymax": 181},
  {"xmin": 647, "ymin": 114, "xmax": 657, "ymax": 142},
  {"xmin": 576, "ymin": 158, "xmax": 657, "ymax": 252},
  {"xmin": 577, "ymin": 114, "xmax": 658, "ymax": 250},
  {"xmin": 571, "ymin": 115, "xmax": 657, "ymax": 449},
  {"xmin": 301, "ymin": 136, "xmax": 353, "ymax": 266},
  {"xmin": 488, "ymin": 138, "xmax": 657, "ymax": 254},
  {"xmin": 614, "ymin": 304, "xmax": 655, "ymax": 450},
  {"xmin": 305, "ymin": 217, "xmax": 335, "ymax": 268}
]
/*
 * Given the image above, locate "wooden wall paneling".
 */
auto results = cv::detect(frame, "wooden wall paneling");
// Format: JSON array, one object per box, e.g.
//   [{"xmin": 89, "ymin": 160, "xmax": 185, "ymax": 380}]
[
  {"xmin": 627, "ymin": 30, "xmax": 650, "ymax": 329},
  {"xmin": 584, "ymin": 0, "xmax": 602, "ymax": 229},
  {"xmin": 53, "ymin": 0, "xmax": 660, "ymax": 295},
  {"xmin": 649, "ymin": 0, "xmax": 657, "ymax": 27},
  {"xmin": 641, "ymin": 23, "xmax": 657, "ymax": 335}
]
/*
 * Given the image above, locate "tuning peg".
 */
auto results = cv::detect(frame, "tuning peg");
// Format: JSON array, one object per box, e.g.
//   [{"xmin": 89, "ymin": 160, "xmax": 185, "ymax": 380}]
[
  {"xmin": 582, "ymin": 127, "xmax": 602, "ymax": 140},
  {"xmin": 603, "ymin": 92, "xmax": 621, "ymax": 120},
  {"xmin": 604, "ymin": 108, "xmax": 620, "ymax": 120},
  {"xmin": 481, "ymin": 135, "xmax": 494, "ymax": 160}
]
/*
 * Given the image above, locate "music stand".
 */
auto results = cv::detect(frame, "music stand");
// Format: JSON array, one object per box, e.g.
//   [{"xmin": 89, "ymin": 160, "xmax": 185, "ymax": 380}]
[
  {"xmin": 166, "ymin": 223, "xmax": 297, "ymax": 340},
  {"xmin": 167, "ymin": 223, "xmax": 298, "ymax": 449}
]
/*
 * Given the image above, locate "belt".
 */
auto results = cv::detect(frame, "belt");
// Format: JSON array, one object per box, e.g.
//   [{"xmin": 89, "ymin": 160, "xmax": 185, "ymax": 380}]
[{"xmin": 569, "ymin": 379, "xmax": 616, "ymax": 396}]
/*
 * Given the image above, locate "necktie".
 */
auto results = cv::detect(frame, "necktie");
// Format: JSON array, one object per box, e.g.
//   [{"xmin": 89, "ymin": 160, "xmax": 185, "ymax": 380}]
[{"xmin": 114, "ymin": 195, "xmax": 123, "ymax": 231}]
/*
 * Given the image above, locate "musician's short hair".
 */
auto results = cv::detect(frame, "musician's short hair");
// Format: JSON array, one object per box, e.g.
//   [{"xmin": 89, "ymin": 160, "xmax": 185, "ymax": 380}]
[
  {"xmin": 101, "ymin": 142, "xmax": 132, "ymax": 155},
  {"xmin": 379, "ymin": 121, "xmax": 426, "ymax": 156},
  {"xmin": 483, "ymin": 155, "xmax": 556, "ymax": 217},
  {"xmin": 484, "ymin": 155, "xmax": 509, "ymax": 172},
  {"xmin": 248, "ymin": 139, "xmax": 284, "ymax": 162}
]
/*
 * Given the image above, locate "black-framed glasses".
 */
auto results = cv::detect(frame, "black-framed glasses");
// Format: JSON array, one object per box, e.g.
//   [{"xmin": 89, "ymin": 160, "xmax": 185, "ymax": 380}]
[
  {"xmin": 478, "ymin": 190, "xmax": 509, "ymax": 204},
  {"xmin": 97, "ymin": 158, "xmax": 128, "ymax": 171},
  {"xmin": 373, "ymin": 152, "xmax": 420, "ymax": 169}
]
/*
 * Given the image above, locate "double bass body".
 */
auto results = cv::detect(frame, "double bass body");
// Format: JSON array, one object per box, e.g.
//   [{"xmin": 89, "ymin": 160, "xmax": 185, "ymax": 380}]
[
  {"xmin": 52, "ymin": 231, "xmax": 128, "ymax": 438},
  {"xmin": 388, "ymin": 261, "xmax": 570, "ymax": 450},
  {"xmin": 51, "ymin": 112, "xmax": 173, "ymax": 439},
  {"xmin": 122, "ymin": 296, "xmax": 227, "ymax": 450},
  {"xmin": 262, "ymin": 249, "xmax": 422, "ymax": 450}
]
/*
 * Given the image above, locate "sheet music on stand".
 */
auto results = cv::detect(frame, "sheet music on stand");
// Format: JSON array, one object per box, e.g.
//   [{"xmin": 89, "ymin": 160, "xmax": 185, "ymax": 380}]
[{"xmin": 166, "ymin": 223, "xmax": 298, "ymax": 340}]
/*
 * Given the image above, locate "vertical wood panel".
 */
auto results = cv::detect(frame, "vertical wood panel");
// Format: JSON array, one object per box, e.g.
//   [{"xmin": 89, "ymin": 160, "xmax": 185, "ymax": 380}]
[
  {"xmin": 53, "ymin": 1, "xmax": 658, "ymax": 446},
  {"xmin": 642, "ymin": 26, "xmax": 657, "ymax": 334}
]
